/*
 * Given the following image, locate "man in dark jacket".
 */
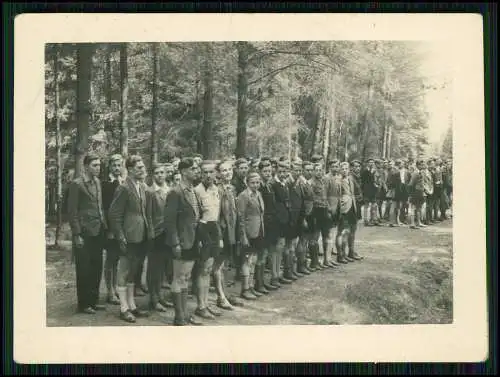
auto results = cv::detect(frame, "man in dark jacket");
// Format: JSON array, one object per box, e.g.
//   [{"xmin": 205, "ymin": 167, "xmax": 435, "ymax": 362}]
[
  {"xmin": 230, "ymin": 158, "xmax": 249, "ymax": 283},
  {"xmin": 336, "ymin": 161, "xmax": 364, "ymax": 263},
  {"xmin": 67, "ymin": 153, "xmax": 107, "ymax": 314},
  {"xmin": 163, "ymin": 158, "xmax": 204, "ymax": 326},
  {"xmin": 361, "ymin": 158, "xmax": 378, "ymax": 226},
  {"xmin": 272, "ymin": 161, "xmax": 294, "ymax": 283},
  {"xmin": 108, "ymin": 155, "xmax": 152, "ymax": 323},
  {"xmin": 101, "ymin": 154, "xmax": 124, "ymax": 305}
]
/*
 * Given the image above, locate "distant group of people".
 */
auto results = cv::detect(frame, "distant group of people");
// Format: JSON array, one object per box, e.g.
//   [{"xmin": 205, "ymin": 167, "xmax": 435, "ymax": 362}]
[{"xmin": 66, "ymin": 151, "xmax": 452, "ymax": 326}]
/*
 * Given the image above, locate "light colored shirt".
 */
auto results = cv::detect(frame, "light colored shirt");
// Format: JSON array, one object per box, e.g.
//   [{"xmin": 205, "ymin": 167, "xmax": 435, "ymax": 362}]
[
  {"xmin": 195, "ymin": 183, "xmax": 220, "ymax": 223},
  {"xmin": 399, "ymin": 168, "xmax": 406, "ymax": 184},
  {"xmin": 153, "ymin": 182, "xmax": 170, "ymax": 197}
]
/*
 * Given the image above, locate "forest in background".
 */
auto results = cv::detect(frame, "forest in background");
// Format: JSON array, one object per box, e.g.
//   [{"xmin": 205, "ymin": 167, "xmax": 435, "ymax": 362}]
[{"xmin": 45, "ymin": 41, "xmax": 453, "ymax": 233}]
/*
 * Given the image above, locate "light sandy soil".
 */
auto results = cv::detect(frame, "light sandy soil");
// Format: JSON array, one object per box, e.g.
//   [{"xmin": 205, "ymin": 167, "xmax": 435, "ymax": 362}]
[{"xmin": 46, "ymin": 219, "xmax": 453, "ymax": 327}]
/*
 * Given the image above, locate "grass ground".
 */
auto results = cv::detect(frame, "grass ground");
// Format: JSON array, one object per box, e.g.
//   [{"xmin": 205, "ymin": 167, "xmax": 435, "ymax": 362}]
[{"xmin": 46, "ymin": 219, "xmax": 453, "ymax": 326}]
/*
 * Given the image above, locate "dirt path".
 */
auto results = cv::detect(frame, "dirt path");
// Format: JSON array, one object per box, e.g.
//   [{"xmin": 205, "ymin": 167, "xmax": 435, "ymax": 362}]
[{"xmin": 46, "ymin": 220, "xmax": 453, "ymax": 327}]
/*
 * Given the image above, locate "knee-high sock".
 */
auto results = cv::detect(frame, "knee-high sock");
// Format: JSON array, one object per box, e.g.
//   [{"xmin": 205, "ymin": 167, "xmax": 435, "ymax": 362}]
[
  {"xmin": 116, "ymin": 286, "xmax": 128, "ymax": 313},
  {"xmin": 126, "ymin": 283, "xmax": 137, "ymax": 311}
]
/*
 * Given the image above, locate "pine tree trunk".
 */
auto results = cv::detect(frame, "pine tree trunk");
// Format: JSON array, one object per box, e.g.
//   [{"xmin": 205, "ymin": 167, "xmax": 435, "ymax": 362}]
[
  {"xmin": 195, "ymin": 70, "xmax": 203, "ymax": 155},
  {"xmin": 150, "ymin": 42, "xmax": 159, "ymax": 167},
  {"xmin": 119, "ymin": 43, "xmax": 129, "ymax": 159},
  {"xmin": 344, "ymin": 121, "xmax": 349, "ymax": 162},
  {"xmin": 75, "ymin": 43, "xmax": 93, "ymax": 178},
  {"xmin": 309, "ymin": 105, "xmax": 320, "ymax": 159},
  {"xmin": 104, "ymin": 45, "xmax": 112, "ymax": 134},
  {"xmin": 382, "ymin": 119, "xmax": 388, "ymax": 159},
  {"xmin": 54, "ymin": 44, "xmax": 63, "ymax": 247},
  {"xmin": 202, "ymin": 43, "xmax": 215, "ymax": 159},
  {"xmin": 288, "ymin": 99, "xmax": 293, "ymax": 162},
  {"xmin": 236, "ymin": 42, "xmax": 250, "ymax": 158},
  {"xmin": 322, "ymin": 109, "xmax": 330, "ymax": 164},
  {"xmin": 386, "ymin": 124, "xmax": 392, "ymax": 159},
  {"xmin": 360, "ymin": 78, "xmax": 374, "ymax": 161}
]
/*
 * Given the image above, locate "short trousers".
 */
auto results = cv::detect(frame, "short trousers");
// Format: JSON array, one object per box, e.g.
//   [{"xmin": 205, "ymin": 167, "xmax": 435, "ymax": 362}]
[
  {"xmin": 263, "ymin": 216, "xmax": 279, "ymax": 247},
  {"xmin": 310, "ymin": 207, "xmax": 332, "ymax": 235},
  {"xmin": 410, "ymin": 192, "xmax": 425, "ymax": 207},
  {"xmin": 197, "ymin": 221, "xmax": 222, "ymax": 261},
  {"xmin": 337, "ymin": 208, "xmax": 358, "ymax": 233},
  {"xmin": 288, "ymin": 215, "xmax": 306, "ymax": 239},
  {"xmin": 124, "ymin": 241, "xmax": 147, "ymax": 283}
]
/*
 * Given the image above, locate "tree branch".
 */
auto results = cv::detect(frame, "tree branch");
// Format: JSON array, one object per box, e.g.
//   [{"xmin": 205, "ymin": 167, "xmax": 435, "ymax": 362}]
[
  {"xmin": 248, "ymin": 48, "xmax": 324, "ymax": 63},
  {"xmin": 247, "ymin": 63, "xmax": 298, "ymax": 86}
]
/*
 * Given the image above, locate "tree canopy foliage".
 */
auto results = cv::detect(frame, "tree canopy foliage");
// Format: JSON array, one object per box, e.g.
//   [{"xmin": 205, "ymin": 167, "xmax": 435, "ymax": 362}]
[{"xmin": 45, "ymin": 41, "xmax": 443, "ymax": 173}]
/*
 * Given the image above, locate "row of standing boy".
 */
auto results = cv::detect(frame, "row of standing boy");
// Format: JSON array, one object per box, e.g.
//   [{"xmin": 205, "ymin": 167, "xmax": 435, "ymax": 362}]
[{"xmin": 67, "ymin": 152, "xmax": 452, "ymax": 325}]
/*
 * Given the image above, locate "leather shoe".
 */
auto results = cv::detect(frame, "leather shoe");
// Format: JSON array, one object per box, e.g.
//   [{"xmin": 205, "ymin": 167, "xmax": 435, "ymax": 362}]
[
  {"xmin": 264, "ymin": 283, "xmax": 278, "ymax": 291},
  {"xmin": 337, "ymin": 258, "xmax": 349, "ymax": 264},
  {"xmin": 120, "ymin": 310, "xmax": 136, "ymax": 323},
  {"xmin": 173, "ymin": 317, "xmax": 186, "ymax": 326},
  {"xmin": 81, "ymin": 307, "xmax": 96, "ymax": 315},
  {"xmin": 349, "ymin": 253, "xmax": 364, "ymax": 261},
  {"xmin": 207, "ymin": 306, "xmax": 223, "ymax": 317},
  {"xmin": 130, "ymin": 308, "xmax": 150, "ymax": 318},
  {"xmin": 240, "ymin": 290, "xmax": 257, "ymax": 300},
  {"xmin": 279, "ymin": 277, "xmax": 293, "ymax": 285},
  {"xmin": 150, "ymin": 302, "xmax": 167, "ymax": 312},
  {"xmin": 345, "ymin": 256, "xmax": 355, "ymax": 263},
  {"xmin": 270, "ymin": 279, "xmax": 281, "ymax": 288},
  {"xmin": 250, "ymin": 288, "xmax": 263, "ymax": 297},
  {"xmin": 217, "ymin": 299, "xmax": 235, "ymax": 311},
  {"xmin": 227, "ymin": 296, "xmax": 244, "ymax": 307},
  {"xmin": 186, "ymin": 315, "xmax": 204, "ymax": 325},
  {"xmin": 92, "ymin": 304, "xmax": 106, "ymax": 311},
  {"xmin": 107, "ymin": 296, "xmax": 120, "ymax": 305},
  {"xmin": 195, "ymin": 308, "xmax": 215, "ymax": 320},
  {"xmin": 256, "ymin": 286, "xmax": 270, "ymax": 295},
  {"xmin": 159, "ymin": 299, "xmax": 174, "ymax": 308}
]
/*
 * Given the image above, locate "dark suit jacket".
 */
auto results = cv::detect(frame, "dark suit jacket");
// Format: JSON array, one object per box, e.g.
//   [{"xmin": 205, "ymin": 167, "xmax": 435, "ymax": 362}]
[
  {"xmin": 231, "ymin": 175, "xmax": 247, "ymax": 196},
  {"xmin": 108, "ymin": 177, "xmax": 152, "ymax": 244},
  {"xmin": 409, "ymin": 170, "xmax": 425, "ymax": 198},
  {"xmin": 164, "ymin": 182, "xmax": 200, "ymax": 250},
  {"xmin": 146, "ymin": 184, "xmax": 169, "ymax": 239},
  {"xmin": 236, "ymin": 188, "xmax": 265, "ymax": 244},
  {"xmin": 386, "ymin": 168, "xmax": 401, "ymax": 199},
  {"xmin": 325, "ymin": 173, "xmax": 342, "ymax": 216},
  {"xmin": 272, "ymin": 180, "xmax": 291, "ymax": 226},
  {"xmin": 259, "ymin": 181, "xmax": 276, "ymax": 217},
  {"xmin": 218, "ymin": 183, "xmax": 238, "ymax": 246},
  {"xmin": 288, "ymin": 178, "xmax": 307, "ymax": 226},
  {"xmin": 67, "ymin": 176, "xmax": 106, "ymax": 238},
  {"xmin": 350, "ymin": 173, "xmax": 363, "ymax": 205},
  {"xmin": 339, "ymin": 176, "xmax": 357, "ymax": 215},
  {"xmin": 102, "ymin": 178, "xmax": 121, "ymax": 214},
  {"xmin": 361, "ymin": 168, "xmax": 377, "ymax": 198}
]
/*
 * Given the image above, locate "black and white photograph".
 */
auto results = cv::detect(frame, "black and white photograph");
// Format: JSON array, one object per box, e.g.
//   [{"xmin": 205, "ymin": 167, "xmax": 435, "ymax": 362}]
[
  {"xmin": 44, "ymin": 39, "xmax": 455, "ymax": 328},
  {"xmin": 14, "ymin": 13, "xmax": 486, "ymax": 363}
]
